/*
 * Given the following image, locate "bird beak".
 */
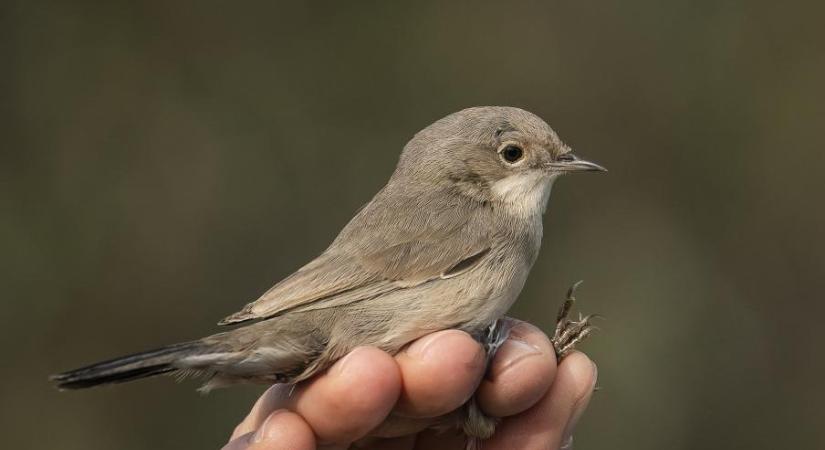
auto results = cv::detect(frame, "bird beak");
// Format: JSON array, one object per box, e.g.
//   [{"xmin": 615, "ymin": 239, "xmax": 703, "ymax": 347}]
[{"xmin": 545, "ymin": 154, "xmax": 607, "ymax": 173}]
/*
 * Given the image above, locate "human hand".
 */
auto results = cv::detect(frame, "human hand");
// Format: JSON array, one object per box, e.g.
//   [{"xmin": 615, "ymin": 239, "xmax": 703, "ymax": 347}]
[{"xmin": 223, "ymin": 319, "xmax": 597, "ymax": 450}]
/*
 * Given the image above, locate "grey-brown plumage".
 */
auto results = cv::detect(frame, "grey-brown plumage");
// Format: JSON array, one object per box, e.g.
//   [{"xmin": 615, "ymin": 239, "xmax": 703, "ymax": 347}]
[{"xmin": 52, "ymin": 106, "xmax": 604, "ymax": 439}]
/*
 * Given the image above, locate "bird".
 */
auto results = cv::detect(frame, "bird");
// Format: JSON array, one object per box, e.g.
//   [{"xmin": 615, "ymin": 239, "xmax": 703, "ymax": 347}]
[{"xmin": 52, "ymin": 106, "xmax": 605, "ymax": 441}]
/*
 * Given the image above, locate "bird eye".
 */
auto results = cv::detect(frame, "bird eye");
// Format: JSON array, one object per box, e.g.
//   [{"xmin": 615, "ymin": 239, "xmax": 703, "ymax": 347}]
[
  {"xmin": 557, "ymin": 153, "xmax": 575, "ymax": 162},
  {"xmin": 500, "ymin": 145, "xmax": 524, "ymax": 164}
]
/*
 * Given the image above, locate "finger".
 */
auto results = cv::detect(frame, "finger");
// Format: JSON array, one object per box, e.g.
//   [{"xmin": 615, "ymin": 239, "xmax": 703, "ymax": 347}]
[
  {"xmin": 289, "ymin": 346, "xmax": 402, "ymax": 445},
  {"xmin": 222, "ymin": 410, "xmax": 315, "ymax": 450},
  {"xmin": 484, "ymin": 352, "xmax": 597, "ymax": 450},
  {"xmin": 476, "ymin": 321, "xmax": 557, "ymax": 418},
  {"xmin": 559, "ymin": 357, "xmax": 597, "ymax": 447},
  {"xmin": 230, "ymin": 385, "xmax": 293, "ymax": 440},
  {"xmin": 393, "ymin": 330, "xmax": 486, "ymax": 418}
]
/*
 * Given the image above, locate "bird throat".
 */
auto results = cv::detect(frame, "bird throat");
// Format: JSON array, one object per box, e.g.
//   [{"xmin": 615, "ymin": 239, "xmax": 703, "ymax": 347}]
[{"xmin": 490, "ymin": 172, "xmax": 559, "ymax": 219}]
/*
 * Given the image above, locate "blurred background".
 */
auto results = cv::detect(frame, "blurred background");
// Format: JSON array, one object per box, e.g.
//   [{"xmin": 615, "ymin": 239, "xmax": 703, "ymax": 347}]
[{"xmin": 2, "ymin": 1, "xmax": 824, "ymax": 449}]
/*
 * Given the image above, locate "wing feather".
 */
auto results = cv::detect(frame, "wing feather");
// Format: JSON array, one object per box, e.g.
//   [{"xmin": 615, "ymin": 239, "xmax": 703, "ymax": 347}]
[{"xmin": 218, "ymin": 185, "xmax": 492, "ymax": 325}]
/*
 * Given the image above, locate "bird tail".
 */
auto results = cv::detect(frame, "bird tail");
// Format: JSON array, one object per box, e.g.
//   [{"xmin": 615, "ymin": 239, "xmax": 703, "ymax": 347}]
[{"xmin": 50, "ymin": 341, "xmax": 206, "ymax": 390}]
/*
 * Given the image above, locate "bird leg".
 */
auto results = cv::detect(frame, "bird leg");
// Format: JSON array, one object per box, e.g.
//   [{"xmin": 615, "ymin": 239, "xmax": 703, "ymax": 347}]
[{"xmin": 460, "ymin": 318, "xmax": 512, "ymax": 445}]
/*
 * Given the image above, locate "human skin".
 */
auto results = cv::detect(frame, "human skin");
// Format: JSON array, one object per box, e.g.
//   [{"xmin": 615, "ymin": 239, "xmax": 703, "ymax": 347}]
[{"xmin": 223, "ymin": 319, "xmax": 597, "ymax": 450}]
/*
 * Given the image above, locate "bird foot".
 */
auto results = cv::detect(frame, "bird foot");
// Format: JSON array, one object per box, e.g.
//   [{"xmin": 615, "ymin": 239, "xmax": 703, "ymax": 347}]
[{"xmin": 551, "ymin": 281, "xmax": 599, "ymax": 361}]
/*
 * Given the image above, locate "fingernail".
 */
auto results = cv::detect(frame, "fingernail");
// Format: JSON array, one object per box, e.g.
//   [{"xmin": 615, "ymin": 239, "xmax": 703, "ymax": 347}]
[
  {"xmin": 487, "ymin": 339, "xmax": 543, "ymax": 380},
  {"xmin": 406, "ymin": 330, "xmax": 464, "ymax": 359},
  {"xmin": 250, "ymin": 410, "xmax": 287, "ymax": 443},
  {"xmin": 561, "ymin": 360, "xmax": 598, "ymax": 443}
]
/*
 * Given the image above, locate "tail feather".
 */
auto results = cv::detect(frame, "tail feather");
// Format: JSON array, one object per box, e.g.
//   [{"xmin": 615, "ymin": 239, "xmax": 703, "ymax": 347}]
[{"xmin": 51, "ymin": 341, "xmax": 204, "ymax": 390}]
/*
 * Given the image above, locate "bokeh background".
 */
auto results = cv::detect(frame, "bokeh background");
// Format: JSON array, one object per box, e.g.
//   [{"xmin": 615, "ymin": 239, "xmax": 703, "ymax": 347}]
[{"xmin": 3, "ymin": 1, "xmax": 824, "ymax": 449}]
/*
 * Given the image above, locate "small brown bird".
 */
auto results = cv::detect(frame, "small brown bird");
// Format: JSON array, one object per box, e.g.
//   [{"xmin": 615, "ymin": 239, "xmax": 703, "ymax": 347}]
[{"xmin": 52, "ymin": 106, "xmax": 604, "ymax": 440}]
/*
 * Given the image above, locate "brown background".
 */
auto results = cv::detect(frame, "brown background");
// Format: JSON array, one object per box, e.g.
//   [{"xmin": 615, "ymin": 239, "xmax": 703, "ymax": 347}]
[{"xmin": 2, "ymin": 1, "xmax": 824, "ymax": 449}]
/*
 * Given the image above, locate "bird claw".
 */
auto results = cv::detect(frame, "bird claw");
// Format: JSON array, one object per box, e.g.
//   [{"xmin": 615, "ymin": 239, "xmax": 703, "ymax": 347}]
[{"xmin": 552, "ymin": 281, "xmax": 599, "ymax": 361}]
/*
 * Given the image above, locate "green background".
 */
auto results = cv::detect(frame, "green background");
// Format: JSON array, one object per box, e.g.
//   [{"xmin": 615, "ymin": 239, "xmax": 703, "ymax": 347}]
[{"xmin": 3, "ymin": 1, "xmax": 824, "ymax": 449}]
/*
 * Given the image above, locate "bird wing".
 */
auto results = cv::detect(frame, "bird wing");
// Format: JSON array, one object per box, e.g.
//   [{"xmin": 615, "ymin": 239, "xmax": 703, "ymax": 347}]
[{"xmin": 218, "ymin": 188, "xmax": 493, "ymax": 325}]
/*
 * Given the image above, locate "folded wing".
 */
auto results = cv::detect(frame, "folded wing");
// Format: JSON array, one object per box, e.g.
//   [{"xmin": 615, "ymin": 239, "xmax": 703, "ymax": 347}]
[{"xmin": 219, "ymin": 186, "xmax": 493, "ymax": 325}]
